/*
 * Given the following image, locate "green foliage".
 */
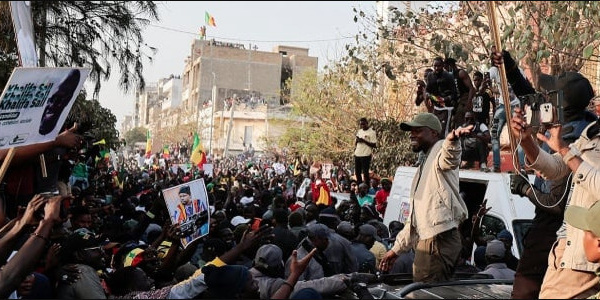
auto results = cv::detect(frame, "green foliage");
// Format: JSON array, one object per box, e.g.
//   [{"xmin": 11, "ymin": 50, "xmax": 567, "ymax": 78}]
[
  {"xmin": 274, "ymin": 67, "xmax": 417, "ymax": 176},
  {"xmin": 0, "ymin": 1, "xmax": 159, "ymax": 95},
  {"xmin": 0, "ymin": 1, "xmax": 159, "ymax": 152},
  {"xmin": 350, "ymin": 1, "xmax": 600, "ymax": 92},
  {"xmin": 369, "ymin": 118, "xmax": 417, "ymax": 177},
  {"xmin": 123, "ymin": 126, "xmax": 148, "ymax": 146},
  {"xmin": 66, "ymin": 94, "xmax": 120, "ymax": 150}
]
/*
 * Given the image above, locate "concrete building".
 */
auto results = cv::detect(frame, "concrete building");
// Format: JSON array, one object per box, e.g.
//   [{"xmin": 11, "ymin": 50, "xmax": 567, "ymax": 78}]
[
  {"xmin": 120, "ymin": 115, "xmax": 133, "ymax": 136},
  {"xmin": 178, "ymin": 39, "xmax": 317, "ymax": 157},
  {"xmin": 131, "ymin": 38, "xmax": 318, "ymax": 157},
  {"xmin": 377, "ymin": 1, "xmax": 430, "ymax": 27},
  {"xmin": 135, "ymin": 82, "xmax": 158, "ymax": 128}
]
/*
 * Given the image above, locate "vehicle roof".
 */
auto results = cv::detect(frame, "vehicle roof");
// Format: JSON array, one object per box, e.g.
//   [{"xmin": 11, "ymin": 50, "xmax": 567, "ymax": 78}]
[{"xmin": 367, "ymin": 279, "xmax": 514, "ymax": 299}]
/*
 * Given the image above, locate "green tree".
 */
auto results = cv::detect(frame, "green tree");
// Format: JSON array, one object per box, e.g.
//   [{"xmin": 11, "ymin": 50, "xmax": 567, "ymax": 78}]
[
  {"xmin": 493, "ymin": 1, "xmax": 600, "ymax": 84},
  {"xmin": 351, "ymin": 1, "xmax": 600, "ymax": 92},
  {"xmin": 123, "ymin": 127, "xmax": 147, "ymax": 147},
  {"xmin": 0, "ymin": 1, "xmax": 159, "ymax": 94},
  {"xmin": 275, "ymin": 60, "xmax": 417, "ymax": 176},
  {"xmin": 65, "ymin": 94, "xmax": 120, "ymax": 150}
]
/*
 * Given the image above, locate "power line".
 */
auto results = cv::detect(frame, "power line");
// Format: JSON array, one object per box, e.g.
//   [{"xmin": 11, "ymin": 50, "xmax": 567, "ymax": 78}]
[{"xmin": 147, "ymin": 23, "xmax": 354, "ymax": 43}]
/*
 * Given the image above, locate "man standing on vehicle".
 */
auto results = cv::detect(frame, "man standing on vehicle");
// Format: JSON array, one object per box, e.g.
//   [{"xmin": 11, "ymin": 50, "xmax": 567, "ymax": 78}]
[
  {"xmin": 379, "ymin": 112, "xmax": 471, "ymax": 283},
  {"xmin": 354, "ymin": 117, "xmax": 377, "ymax": 186}
]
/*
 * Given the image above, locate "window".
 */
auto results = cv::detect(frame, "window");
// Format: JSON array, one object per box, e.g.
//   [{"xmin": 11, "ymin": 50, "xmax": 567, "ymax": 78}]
[
  {"xmin": 512, "ymin": 219, "xmax": 533, "ymax": 257},
  {"xmin": 479, "ymin": 215, "xmax": 506, "ymax": 241}
]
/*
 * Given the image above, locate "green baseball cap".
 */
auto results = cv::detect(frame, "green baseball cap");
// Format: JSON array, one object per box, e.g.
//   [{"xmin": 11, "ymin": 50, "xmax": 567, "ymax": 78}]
[
  {"xmin": 565, "ymin": 201, "xmax": 600, "ymax": 237},
  {"xmin": 400, "ymin": 113, "xmax": 442, "ymax": 133}
]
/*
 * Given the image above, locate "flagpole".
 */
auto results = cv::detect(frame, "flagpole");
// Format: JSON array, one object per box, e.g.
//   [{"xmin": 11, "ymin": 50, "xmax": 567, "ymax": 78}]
[
  {"xmin": 487, "ymin": 1, "xmax": 521, "ymax": 171},
  {"xmin": 210, "ymin": 72, "xmax": 216, "ymax": 156}
]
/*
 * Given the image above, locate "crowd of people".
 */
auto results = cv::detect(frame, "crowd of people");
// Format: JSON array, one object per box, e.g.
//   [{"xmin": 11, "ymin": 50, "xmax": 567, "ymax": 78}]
[
  {"xmin": 3, "ymin": 45, "xmax": 600, "ymax": 299},
  {"xmin": 415, "ymin": 52, "xmax": 527, "ymax": 172}
]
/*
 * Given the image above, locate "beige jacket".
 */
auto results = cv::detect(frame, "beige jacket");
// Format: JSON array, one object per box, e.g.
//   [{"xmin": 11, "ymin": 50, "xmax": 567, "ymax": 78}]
[
  {"xmin": 528, "ymin": 122, "xmax": 600, "ymax": 272},
  {"xmin": 392, "ymin": 138, "xmax": 467, "ymax": 254}
]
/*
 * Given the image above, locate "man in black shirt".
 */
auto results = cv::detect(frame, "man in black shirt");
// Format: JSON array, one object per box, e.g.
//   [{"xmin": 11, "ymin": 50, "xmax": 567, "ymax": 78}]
[
  {"xmin": 472, "ymin": 71, "xmax": 496, "ymax": 127},
  {"xmin": 426, "ymin": 57, "xmax": 458, "ymax": 136}
]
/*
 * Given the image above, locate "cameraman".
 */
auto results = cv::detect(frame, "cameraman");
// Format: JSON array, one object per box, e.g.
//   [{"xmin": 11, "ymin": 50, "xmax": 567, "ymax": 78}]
[
  {"xmin": 509, "ymin": 73, "xmax": 597, "ymax": 297},
  {"xmin": 501, "ymin": 48, "xmax": 600, "ymax": 298}
]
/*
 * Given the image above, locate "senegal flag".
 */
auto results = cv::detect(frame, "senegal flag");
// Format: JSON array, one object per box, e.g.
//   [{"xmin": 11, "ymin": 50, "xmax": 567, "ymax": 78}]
[
  {"xmin": 190, "ymin": 132, "xmax": 206, "ymax": 168},
  {"xmin": 163, "ymin": 144, "xmax": 170, "ymax": 159},
  {"xmin": 145, "ymin": 130, "xmax": 152, "ymax": 158},
  {"xmin": 205, "ymin": 11, "xmax": 216, "ymax": 27}
]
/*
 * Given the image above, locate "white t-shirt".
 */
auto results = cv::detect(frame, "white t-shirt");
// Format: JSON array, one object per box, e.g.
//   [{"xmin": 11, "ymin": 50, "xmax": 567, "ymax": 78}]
[{"xmin": 355, "ymin": 127, "xmax": 377, "ymax": 157}]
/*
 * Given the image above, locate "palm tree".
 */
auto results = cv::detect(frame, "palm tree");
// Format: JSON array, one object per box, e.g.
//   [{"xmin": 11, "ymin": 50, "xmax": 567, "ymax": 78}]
[{"xmin": 0, "ymin": 1, "xmax": 159, "ymax": 95}]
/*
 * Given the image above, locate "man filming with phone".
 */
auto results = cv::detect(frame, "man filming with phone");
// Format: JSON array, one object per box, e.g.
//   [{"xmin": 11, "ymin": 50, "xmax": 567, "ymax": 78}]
[{"xmin": 500, "ymin": 45, "xmax": 600, "ymax": 298}]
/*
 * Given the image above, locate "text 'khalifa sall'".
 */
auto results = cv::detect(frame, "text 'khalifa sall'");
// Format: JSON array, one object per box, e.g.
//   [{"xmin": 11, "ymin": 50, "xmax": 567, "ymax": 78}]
[{"xmin": 0, "ymin": 82, "xmax": 54, "ymax": 110}]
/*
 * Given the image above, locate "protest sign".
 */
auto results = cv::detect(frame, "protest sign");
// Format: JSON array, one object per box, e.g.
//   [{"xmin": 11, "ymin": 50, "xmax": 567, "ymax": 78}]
[
  {"xmin": 203, "ymin": 163, "xmax": 213, "ymax": 177},
  {"xmin": 0, "ymin": 67, "xmax": 90, "ymax": 149},
  {"xmin": 162, "ymin": 179, "xmax": 210, "ymax": 248},
  {"xmin": 322, "ymin": 163, "xmax": 333, "ymax": 179}
]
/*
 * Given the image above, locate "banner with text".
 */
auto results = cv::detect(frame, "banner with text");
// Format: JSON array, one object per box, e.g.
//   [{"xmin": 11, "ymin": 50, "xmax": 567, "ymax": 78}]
[{"xmin": 0, "ymin": 67, "xmax": 90, "ymax": 149}]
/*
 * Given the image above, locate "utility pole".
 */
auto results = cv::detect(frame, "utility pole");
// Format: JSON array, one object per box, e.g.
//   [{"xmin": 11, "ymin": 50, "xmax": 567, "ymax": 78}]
[
  {"xmin": 223, "ymin": 99, "xmax": 235, "ymax": 157},
  {"xmin": 209, "ymin": 72, "xmax": 216, "ymax": 156}
]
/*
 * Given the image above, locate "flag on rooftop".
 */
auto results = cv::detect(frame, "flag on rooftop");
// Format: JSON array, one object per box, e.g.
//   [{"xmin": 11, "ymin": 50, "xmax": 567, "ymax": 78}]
[{"xmin": 205, "ymin": 11, "xmax": 216, "ymax": 27}]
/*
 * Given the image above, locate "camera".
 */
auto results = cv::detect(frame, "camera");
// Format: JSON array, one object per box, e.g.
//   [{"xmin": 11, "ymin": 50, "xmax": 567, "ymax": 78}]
[{"xmin": 519, "ymin": 90, "xmax": 563, "ymax": 127}]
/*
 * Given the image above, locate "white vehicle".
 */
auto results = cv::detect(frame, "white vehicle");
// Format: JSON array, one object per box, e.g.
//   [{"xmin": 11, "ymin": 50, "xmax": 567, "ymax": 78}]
[{"xmin": 384, "ymin": 166, "xmax": 536, "ymax": 259}]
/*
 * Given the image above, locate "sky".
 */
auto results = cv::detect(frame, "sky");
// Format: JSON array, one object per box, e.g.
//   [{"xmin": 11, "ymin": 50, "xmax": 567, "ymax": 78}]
[{"xmin": 88, "ymin": 1, "xmax": 377, "ymax": 129}]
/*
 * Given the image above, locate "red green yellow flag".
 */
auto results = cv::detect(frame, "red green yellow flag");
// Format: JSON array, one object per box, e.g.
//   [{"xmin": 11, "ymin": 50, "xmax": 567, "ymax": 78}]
[
  {"xmin": 163, "ymin": 144, "xmax": 170, "ymax": 159},
  {"xmin": 145, "ymin": 130, "xmax": 152, "ymax": 158},
  {"xmin": 190, "ymin": 132, "xmax": 207, "ymax": 168},
  {"xmin": 205, "ymin": 11, "xmax": 216, "ymax": 27}
]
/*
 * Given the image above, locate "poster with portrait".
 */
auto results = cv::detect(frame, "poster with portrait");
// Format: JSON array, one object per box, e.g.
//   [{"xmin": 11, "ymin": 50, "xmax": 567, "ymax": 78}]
[
  {"xmin": 322, "ymin": 163, "xmax": 333, "ymax": 179},
  {"xmin": 0, "ymin": 67, "xmax": 91, "ymax": 149},
  {"xmin": 162, "ymin": 179, "xmax": 210, "ymax": 248}
]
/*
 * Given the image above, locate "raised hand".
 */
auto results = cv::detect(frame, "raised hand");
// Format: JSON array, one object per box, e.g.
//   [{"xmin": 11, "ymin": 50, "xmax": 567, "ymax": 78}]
[
  {"xmin": 239, "ymin": 223, "xmax": 274, "ymax": 250},
  {"xmin": 472, "ymin": 199, "xmax": 492, "ymax": 224},
  {"xmin": 43, "ymin": 195, "xmax": 66, "ymax": 224},
  {"xmin": 447, "ymin": 124, "xmax": 475, "ymax": 141},
  {"xmin": 509, "ymin": 107, "xmax": 534, "ymax": 140},
  {"xmin": 54, "ymin": 122, "xmax": 83, "ymax": 149},
  {"xmin": 289, "ymin": 248, "xmax": 317, "ymax": 277},
  {"xmin": 535, "ymin": 125, "xmax": 566, "ymax": 153},
  {"xmin": 44, "ymin": 243, "xmax": 62, "ymax": 271},
  {"xmin": 19, "ymin": 195, "xmax": 47, "ymax": 226}
]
